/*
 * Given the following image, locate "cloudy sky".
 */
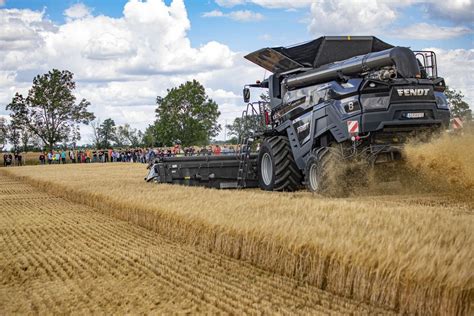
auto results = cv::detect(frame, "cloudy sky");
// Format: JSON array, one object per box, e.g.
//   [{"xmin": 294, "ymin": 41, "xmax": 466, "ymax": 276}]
[{"xmin": 1, "ymin": 0, "xmax": 473, "ymax": 142}]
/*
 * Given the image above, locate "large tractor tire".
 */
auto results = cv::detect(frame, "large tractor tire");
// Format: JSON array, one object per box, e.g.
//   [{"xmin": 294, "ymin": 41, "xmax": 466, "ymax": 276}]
[
  {"xmin": 258, "ymin": 136, "xmax": 302, "ymax": 191},
  {"xmin": 305, "ymin": 146, "xmax": 373, "ymax": 197},
  {"xmin": 304, "ymin": 147, "xmax": 348, "ymax": 196}
]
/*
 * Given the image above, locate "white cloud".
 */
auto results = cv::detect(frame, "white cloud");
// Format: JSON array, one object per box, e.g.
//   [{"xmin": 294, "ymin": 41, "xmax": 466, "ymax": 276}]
[
  {"xmin": 0, "ymin": 0, "xmax": 258, "ymax": 143},
  {"xmin": 250, "ymin": 0, "xmax": 313, "ymax": 8},
  {"xmin": 426, "ymin": 47, "xmax": 474, "ymax": 106},
  {"xmin": 215, "ymin": 0, "xmax": 312, "ymax": 9},
  {"xmin": 392, "ymin": 23, "xmax": 473, "ymax": 40},
  {"xmin": 83, "ymin": 32, "xmax": 136, "ymax": 60},
  {"xmin": 64, "ymin": 3, "xmax": 92, "ymax": 21},
  {"xmin": 229, "ymin": 10, "xmax": 263, "ymax": 21},
  {"xmin": 308, "ymin": 0, "xmax": 398, "ymax": 36},
  {"xmin": 258, "ymin": 33, "xmax": 272, "ymax": 41},
  {"xmin": 202, "ymin": 9, "xmax": 224, "ymax": 17},
  {"xmin": 215, "ymin": 0, "xmax": 245, "ymax": 7},
  {"xmin": 224, "ymin": 0, "xmax": 472, "ymax": 39},
  {"xmin": 202, "ymin": 9, "xmax": 264, "ymax": 21},
  {"xmin": 0, "ymin": 9, "xmax": 53, "ymax": 52},
  {"xmin": 425, "ymin": 1, "xmax": 474, "ymax": 23}
]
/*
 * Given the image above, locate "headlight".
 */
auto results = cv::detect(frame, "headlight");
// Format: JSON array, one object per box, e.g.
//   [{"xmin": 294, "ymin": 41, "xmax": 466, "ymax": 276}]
[
  {"xmin": 435, "ymin": 94, "xmax": 449, "ymax": 109},
  {"xmin": 361, "ymin": 96, "xmax": 390, "ymax": 111}
]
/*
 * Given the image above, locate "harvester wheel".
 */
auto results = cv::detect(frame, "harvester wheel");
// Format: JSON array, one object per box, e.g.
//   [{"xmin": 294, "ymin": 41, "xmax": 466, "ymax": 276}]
[
  {"xmin": 304, "ymin": 147, "xmax": 346, "ymax": 196},
  {"xmin": 258, "ymin": 136, "xmax": 302, "ymax": 191}
]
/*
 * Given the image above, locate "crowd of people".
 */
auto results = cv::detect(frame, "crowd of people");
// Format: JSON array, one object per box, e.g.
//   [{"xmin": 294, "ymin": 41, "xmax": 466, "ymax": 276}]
[
  {"xmin": 37, "ymin": 149, "xmax": 149, "ymax": 164},
  {"xmin": 2, "ymin": 152, "xmax": 23, "ymax": 166},
  {"xmin": 2, "ymin": 144, "xmax": 239, "ymax": 167}
]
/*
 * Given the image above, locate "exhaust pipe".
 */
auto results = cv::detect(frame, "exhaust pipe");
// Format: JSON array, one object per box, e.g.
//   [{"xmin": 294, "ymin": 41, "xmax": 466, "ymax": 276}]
[
  {"xmin": 379, "ymin": 69, "xmax": 397, "ymax": 80},
  {"xmin": 283, "ymin": 47, "xmax": 418, "ymax": 90}
]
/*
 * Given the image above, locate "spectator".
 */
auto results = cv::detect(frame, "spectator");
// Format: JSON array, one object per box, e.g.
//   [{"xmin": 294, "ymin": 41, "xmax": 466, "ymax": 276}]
[
  {"xmin": 4, "ymin": 153, "xmax": 12, "ymax": 166},
  {"xmin": 17, "ymin": 153, "xmax": 23, "ymax": 166},
  {"xmin": 39, "ymin": 152, "xmax": 46, "ymax": 165},
  {"xmin": 61, "ymin": 151, "xmax": 67, "ymax": 164},
  {"xmin": 47, "ymin": 151, "xmax": 53, "ymax": 164},
  {"xmin": 55, "ymin": 152, "xmax": 60, "ymax": 164},
  {"xmin": 213, "ymin": 145, "xmax": 221, "ymax": 156},
  {"xmin": 69, "ymin": 150, "xmax": 76, "ymax": 163}
]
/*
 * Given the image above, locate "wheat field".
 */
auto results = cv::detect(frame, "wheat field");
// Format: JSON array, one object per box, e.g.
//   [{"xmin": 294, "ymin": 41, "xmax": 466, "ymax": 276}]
[
  {"xmin": 0, "ymin": 176, "xmax": 391, "ymax": 314},
  {"xmin": 1, "ymin": 134, "xmax": 473, "ymax": 314}
]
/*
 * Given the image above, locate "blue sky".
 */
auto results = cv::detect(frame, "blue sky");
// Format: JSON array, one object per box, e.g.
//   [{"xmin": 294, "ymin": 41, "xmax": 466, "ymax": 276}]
[
  {"xmin": 0, "ymin": 0, "xmax": 473, "ymax": 142},
  {"xmin": 5, "ymin": 0, "xmax": 473, "ymax": 51}
]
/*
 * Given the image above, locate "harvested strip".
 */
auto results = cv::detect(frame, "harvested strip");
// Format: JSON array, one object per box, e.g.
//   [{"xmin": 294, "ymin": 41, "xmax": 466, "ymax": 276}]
[{"xmin": 0, "ymin": 175, "xmax": 391, "ymax": 314}]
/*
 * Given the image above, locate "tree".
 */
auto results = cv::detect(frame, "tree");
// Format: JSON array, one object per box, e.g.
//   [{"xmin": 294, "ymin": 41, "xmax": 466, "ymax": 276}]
[
  {"xmin": 20, "ymin": 126, "xmax": 30, "ymax": 152},
  {"xmin": 445, "ymin": 86, "xmax": 471, "ymax": 120},
  {"xmin": 129, "ymin": 129, "xmax": 144, "ymax": 147},
  {"xmin": 6, "ymin": 122, "xmax": 21, "ymax": 152},
  {"xmin": 29, "ymin": 134, "xmax": 44, "ymax": 151},
  {"xmin": 143, "ymin": 124, "xmax": 159, "ymax": 147},
  {"xmin": 99, "ymin": 118, "xmax": 116, "ymax": 148},
  {"xmin": 0, "ymin": 118, "xmax": 7, "ymax": 151},
  {"xmin": 91, "ymin": 119, "xmax": 102, "ymax": 149},
  {"xmin": 154, "ymin": 80, "xmax": 221, "ymax": 146},
  {"xmin": 225, "ymin": 115, "xmax": 261, "ymax": 140},
  {"xmin": 226, "ymin": 92, "xmax": 268, "ymax": 141},
  {"xmin": 113, "ymin": 124, "xmax": 131, "ymax": 147},
  {"xmin": 113, "ymin": 124, "xmax": 143, "ymax": 147},
  {"xmin": 69, "ymin": 124, "xmax": 81, "ymax": 150},
  {"xmin": 6, "ymin": 69, "xmax": 95, "ymax": 150}
]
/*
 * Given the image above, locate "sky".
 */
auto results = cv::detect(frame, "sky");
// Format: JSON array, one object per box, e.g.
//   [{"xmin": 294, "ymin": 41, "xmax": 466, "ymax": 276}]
[{"xmin": 0, "ymin": 0, "xmax": 473, "ymax": 143}]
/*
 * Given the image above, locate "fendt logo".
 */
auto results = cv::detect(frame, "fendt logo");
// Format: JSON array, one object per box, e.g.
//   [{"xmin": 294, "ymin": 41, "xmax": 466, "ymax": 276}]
[{"xmin": 397, "ymin": 88, "xmax": 430, "ymax": 96}]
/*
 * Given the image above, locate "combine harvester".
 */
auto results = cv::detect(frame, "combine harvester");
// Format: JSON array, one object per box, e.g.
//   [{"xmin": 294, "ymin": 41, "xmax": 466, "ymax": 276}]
[{"xmin": 146, "ymin": 36, "xmax": 451, "ymax": 194}]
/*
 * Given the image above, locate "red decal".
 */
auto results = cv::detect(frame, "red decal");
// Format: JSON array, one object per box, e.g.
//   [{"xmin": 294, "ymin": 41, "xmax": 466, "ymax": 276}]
[
  {"xmin": 452, "ymin": 117, "xmax": 463, "ymax": 129},
  {"xmin": 347, "ymin": 120, "xmax": 359, "ymax": 134}
]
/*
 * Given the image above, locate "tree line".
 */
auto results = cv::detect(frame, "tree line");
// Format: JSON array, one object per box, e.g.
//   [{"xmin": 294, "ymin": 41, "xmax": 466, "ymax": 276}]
[
  {"xmin": 1, "ymin": 68, "xmax": 472, "ymax": 152},
  {"xmin": 1, "ymin": 70, "xmax": 222, "ymax": 151}
]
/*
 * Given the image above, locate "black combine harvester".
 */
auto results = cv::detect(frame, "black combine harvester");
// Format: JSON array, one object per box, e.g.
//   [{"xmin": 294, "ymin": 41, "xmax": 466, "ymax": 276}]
[{"xmin": 146, "ymin": 36, "xmax": 450, "ymax": 194}]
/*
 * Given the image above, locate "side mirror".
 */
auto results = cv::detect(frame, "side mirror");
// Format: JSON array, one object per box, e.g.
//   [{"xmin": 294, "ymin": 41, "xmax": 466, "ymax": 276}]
[{"xmin": 243, "ymin": 87, "xmax": 250, "ymax": 103}]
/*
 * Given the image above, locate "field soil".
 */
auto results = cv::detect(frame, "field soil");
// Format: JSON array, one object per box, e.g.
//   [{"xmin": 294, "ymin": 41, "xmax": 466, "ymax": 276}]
[
  {"xmin": 1, "ymin": 134, "xmax": 473, "ymax": 314},
  {"xmin": 0, "ymin": 175, "xmax": 389, "ymax": 314}
]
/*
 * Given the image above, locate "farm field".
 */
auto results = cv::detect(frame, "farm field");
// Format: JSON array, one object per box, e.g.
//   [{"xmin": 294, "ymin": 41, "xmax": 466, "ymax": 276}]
[
  {"xmin": 1, "ymin": 134, "xmax": 473, "ymax": 314},
  {"xmin": 0, "ymin": 176, "xmax": 390, "ymax": 314}
]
